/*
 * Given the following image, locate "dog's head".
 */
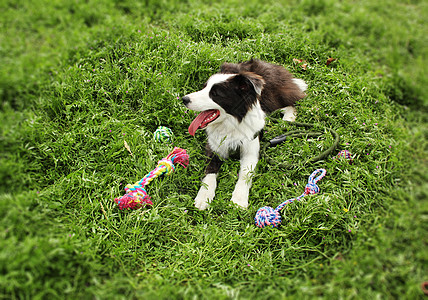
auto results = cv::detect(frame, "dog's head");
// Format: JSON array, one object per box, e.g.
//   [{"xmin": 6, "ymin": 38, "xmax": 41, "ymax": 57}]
[{"xmin": 182, "ymin": 72, "xmax": 265, "ymax": 136}]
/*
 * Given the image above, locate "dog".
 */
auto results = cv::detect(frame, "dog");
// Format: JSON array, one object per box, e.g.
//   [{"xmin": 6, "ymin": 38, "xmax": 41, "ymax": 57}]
[{"xmin": 182, "ymin": 59, "xmax": 308, "ymax": 210}]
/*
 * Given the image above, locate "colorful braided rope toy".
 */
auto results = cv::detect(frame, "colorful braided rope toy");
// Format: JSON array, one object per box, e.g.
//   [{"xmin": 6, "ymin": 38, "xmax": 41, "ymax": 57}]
[
  {"xmin": 336, "ymin": 150, "xmax": 353, "ymax": 163},
  {"xmin": 153, "ymin": 126, "xmax": 174, "ymax": 143},
  {"xmin": 254, "ymin": 169, "xmax": 327, "ymax": 228},
  {"xmin": 114, "ymin": 147, "xmax": 189, "ymax": 210}
]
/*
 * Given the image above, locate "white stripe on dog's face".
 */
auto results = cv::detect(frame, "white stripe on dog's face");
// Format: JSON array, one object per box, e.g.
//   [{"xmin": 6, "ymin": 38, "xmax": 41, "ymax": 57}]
[{"xmin": 184, "ymin": 73, "xmax": 235, "ymax": 112}]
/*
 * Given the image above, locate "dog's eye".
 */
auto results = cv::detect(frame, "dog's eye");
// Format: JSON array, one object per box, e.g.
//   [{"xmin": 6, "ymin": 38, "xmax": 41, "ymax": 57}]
[{"xmin": 210, "ymin": 85, "xmax": 224, "ymax": 98}]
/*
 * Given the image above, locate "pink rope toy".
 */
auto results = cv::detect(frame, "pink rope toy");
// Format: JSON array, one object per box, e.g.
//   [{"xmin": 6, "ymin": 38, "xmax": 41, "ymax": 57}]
[{"xmin": 114, "ymin": 147, "xmax": 189, "ymax": 210}]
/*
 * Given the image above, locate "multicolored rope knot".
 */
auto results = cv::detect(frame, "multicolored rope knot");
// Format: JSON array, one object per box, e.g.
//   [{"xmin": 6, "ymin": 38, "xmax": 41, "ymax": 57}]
[
  {"xmin": 304, "ymin": 169, "xmax": 325, "ymax": 195},
  {"xmin": 254, "ymin": 169, "xmax": 327, "ymax": 228},
  {"xmin": 153, "ymin": 126, "xmax": 174, "ymax": 143},
  {"xmin": 336, "ymin": 150, "xmax": 353, "ymax": 163},
  {"xmin": 114, "ymin": 147, "xmax": 189, "ymax": 210},
  {"xmin": 156, "ymin": 158, "xmax": 175, "ymax": 176}
]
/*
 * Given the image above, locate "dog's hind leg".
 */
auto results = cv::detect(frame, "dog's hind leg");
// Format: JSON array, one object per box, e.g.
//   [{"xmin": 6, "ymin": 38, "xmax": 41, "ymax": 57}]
[
  {"xmin": 281, "ymin": 78, "xmax": 307, "ymax": 122},
  {"xmin": 281, "ymin": 106, "xmax": 297, "ymax": 122},
  {"xmin": 194, "ymin": 145, "xmax": 224, "ymax": 210},
  {"xmin": 230, "ymin": 137, "xmax": 260, "ymax": 209}
]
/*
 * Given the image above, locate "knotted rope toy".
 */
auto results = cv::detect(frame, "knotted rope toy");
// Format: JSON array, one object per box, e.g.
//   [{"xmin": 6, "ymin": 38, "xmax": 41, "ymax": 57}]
[
  {"xmin": 254, "ymin": 169, "xmax": 327, "ymax": 228},
  {"xmin": 336, "ymin": 150, "xmax": 353, "ymax": 163},
  {"xmin": 114, "ymin": 147, "xmax": 189, "ymax": 210},
  {"xmin": 153, "ymin": 126, "xmax": 174, "ymax": 143}
]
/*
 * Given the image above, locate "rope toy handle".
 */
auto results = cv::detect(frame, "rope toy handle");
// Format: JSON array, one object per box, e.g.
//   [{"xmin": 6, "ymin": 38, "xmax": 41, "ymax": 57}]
[
  {"xmin": 114, "ymin": 147, "xmax": 189, "ymax": 210},
  {"xmin": 305, "ymin": 168, "xmax": 326, "ymax": 195},
  {"xmin": 254, "ymin": 169, "xmax": 326, "ymax": 228}
]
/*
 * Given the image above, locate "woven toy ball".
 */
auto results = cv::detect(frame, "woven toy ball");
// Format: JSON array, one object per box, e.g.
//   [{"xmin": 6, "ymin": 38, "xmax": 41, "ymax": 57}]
[
  {"xmin": 336, "ymin": 150, "xmax": 353, "ymax": 163},
  {"xmin": 154, "ymin": 126, "xmax": 174, "ymax": 143},
  {"xmin": 254, "ymin": 206, "xmax": 282, "ymax": 228},
  {"xmin": 254, "ymin": 169, "xmax": 326, "ymax": 228}
]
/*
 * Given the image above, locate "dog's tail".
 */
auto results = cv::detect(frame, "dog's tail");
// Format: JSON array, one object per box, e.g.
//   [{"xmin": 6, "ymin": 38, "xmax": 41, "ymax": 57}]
[{"xmin": 292, "ymin": 78, "xmax": 308, "ymax": 92}]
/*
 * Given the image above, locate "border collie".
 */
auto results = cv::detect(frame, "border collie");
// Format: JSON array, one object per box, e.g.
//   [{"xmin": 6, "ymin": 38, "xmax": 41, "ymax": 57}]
[{"xmin": 182, "ymin": 59, "xmax": 308, "ymax": 210}]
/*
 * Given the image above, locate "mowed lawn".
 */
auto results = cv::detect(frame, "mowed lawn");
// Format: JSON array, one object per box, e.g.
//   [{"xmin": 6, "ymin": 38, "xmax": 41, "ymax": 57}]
[{"xmin": 1, "ymin": 0, "xmax": 427, "ymax": 299}]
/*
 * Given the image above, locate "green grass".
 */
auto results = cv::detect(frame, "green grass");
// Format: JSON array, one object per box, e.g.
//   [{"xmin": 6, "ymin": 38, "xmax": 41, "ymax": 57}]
[{"xmin": 1, "ymin": 0, "xmax": 427, "ymax": 299}]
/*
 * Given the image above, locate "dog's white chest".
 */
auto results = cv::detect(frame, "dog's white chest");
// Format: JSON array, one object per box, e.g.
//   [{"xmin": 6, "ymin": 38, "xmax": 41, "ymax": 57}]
[{"xmin": 206, "ymin": 103, "xmax": 265, "ymax": 158}]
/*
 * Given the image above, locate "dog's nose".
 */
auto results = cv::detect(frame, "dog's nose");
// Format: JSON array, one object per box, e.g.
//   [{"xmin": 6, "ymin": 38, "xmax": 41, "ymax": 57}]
[{"xmin": 182, "ymin": 96, "xmax": 191, "ymax": 106}]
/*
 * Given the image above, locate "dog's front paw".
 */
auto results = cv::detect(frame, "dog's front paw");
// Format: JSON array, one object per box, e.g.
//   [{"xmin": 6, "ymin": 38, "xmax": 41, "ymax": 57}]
[
  {"xmin": 230, "ymin": 187, "xmax": 249, "ymax": 209},
  {"xmin": 194, "ymin": 193, "xmax": 212, "ymax": 210},
  {"xmin": 194, "ymin": 174, "xmax": 217, "ymax": 210},
  {"xmin": 194, "ymin": 180, "xmax": 216, "ymax": 210}
]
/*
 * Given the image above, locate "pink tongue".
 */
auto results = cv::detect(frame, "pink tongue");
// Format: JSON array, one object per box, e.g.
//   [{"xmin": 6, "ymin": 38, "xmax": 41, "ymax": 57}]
[{"xmin": 188, "ymin": 110, "xmax": 217, "ymax": 136}]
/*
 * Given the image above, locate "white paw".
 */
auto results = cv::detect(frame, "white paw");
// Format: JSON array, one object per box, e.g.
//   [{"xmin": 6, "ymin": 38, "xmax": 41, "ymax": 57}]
[
  {"xmin": 194, "ymin": 190, "xmax": 214, "ymax": 210},
  {"xmin": 194, "ymin": 174, "xmax": 217, "ymax": 210},
  {"xmin": 230, "ymin": 185, "xmax": 249, "ymax": 209}
]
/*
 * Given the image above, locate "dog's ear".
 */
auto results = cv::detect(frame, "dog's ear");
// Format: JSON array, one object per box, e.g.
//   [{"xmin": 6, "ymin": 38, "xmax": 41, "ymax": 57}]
[{"xmin": 235, "ymin": 72, "xmax": 265, "ymax": 96}]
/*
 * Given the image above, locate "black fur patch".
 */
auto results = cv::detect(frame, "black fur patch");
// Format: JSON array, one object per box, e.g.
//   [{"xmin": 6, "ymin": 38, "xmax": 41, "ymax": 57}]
[
  {"xmin": 209, "ymin": 74, "xmax": 259, "ymax": 122},
  {"xmin": 204, "ymin": 143, "xmax": 224, "ymax": 174},
  {"xmin": 220, "ymin": 59, "xmax": 306, "ymax": 113}
]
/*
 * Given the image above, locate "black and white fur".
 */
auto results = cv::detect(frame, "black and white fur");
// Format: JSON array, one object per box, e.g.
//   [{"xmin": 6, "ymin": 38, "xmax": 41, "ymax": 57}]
[{"xmin": 182, "ymin": 59, "xmax": 308, "ymax": 210}]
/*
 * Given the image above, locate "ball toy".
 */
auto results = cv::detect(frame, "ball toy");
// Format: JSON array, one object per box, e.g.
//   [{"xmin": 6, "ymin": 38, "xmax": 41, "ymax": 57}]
[
  {"xmin": 336, "ymin": 150, "xmax": 353, "ymax": 163},
  {"xmin": 153, "ymin": 126, "xmax": 174, "ymax": 143},
  {"xmin": 254, "ymin": 169, "xmax": 326, "ymax": 228},
  {"xmin": 114, "ymin": 147, "xmax": 189, "ymax": 210}
]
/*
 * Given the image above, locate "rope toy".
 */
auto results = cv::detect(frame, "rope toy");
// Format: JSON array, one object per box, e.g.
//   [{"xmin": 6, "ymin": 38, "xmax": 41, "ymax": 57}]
[
  {"xmin": 254, "ymin": 169, "xmax": 327, "ymax": 228},
  {"xmin": 114, "ymin": 147, "xmax": 189, "ymax": 210},
  {"xmin": 153, "ymin": 126, "xmax": 174, "ymax": 143},
  {"xmin": 336, "ymin": 150, "xmax": 353, "ymax": 163}
]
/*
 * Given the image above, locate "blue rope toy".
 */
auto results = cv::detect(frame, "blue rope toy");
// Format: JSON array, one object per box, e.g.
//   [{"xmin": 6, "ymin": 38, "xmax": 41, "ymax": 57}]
[{"xmin": 254, "ymin": 169, "xmax": 327, "ymax": 228}]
